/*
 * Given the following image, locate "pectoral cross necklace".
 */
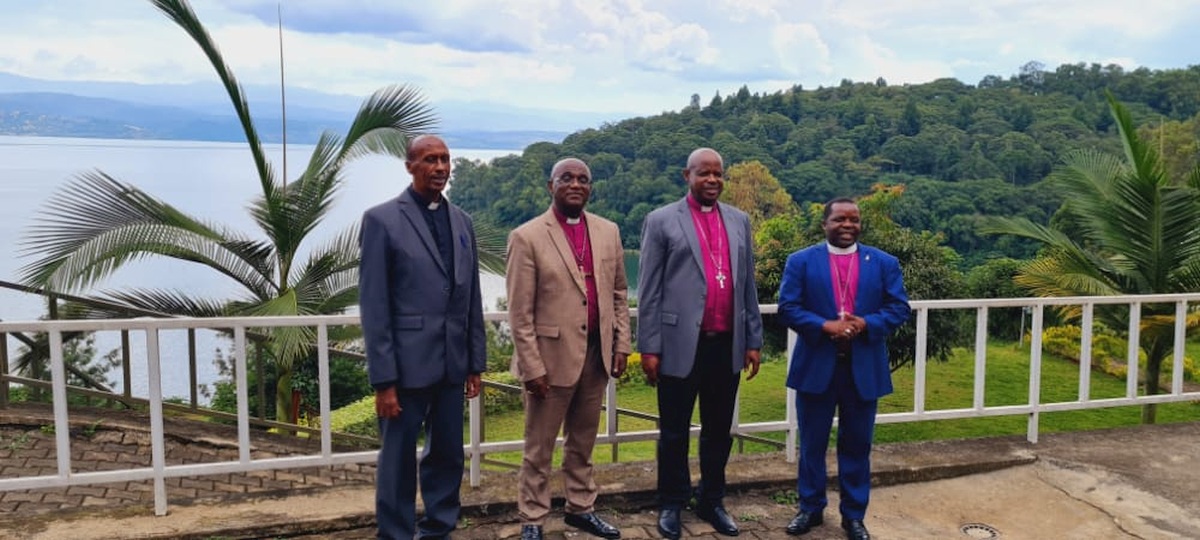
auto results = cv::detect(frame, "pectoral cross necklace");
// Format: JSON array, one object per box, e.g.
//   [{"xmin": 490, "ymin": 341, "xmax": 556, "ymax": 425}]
[
  {"xmin": 832, "ymin": 254, "xmax": 857, "ymax": 318},
  {"xmin": 696, "ymin": 208, "xmax": 728, "ymax": 289},
  {"xmin": 567, "ymin": 217, "xmax": 591, "ymax": 277}
]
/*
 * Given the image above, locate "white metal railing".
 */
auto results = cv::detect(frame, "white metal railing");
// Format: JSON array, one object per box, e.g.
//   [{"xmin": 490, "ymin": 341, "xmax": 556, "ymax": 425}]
[{"xmin": 1, "ymin": 293, "xmax": 1199, "ymax": 515}]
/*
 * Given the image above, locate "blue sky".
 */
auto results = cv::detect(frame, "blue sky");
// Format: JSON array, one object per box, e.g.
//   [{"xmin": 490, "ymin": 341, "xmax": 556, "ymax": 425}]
[{"xmin": 2, "ymin": 0, "xmax": 1198, "ymax": 120}]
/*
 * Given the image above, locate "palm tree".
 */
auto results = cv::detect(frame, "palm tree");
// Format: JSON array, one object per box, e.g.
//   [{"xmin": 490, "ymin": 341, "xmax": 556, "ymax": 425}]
[
  {"xmin": 982, "ymin": 92, "xmax": 1200, "ymax": 423},
  {"xmin": 19, "ymin": 0, "xmax": 438, "ymax": 422}
]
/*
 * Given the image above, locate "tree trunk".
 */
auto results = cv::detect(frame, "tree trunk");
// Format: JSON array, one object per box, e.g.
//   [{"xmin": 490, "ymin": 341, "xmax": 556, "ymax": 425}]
[{"xmin": 275, "ymin": 368, "xmax": 293, "ymax": 425}]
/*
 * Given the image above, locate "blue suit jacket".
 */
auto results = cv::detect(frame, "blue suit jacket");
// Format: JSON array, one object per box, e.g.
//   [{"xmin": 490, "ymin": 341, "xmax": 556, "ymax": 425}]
[
  {"xmin": 358, "ymin": 190, "xmax": 487, "ymax": 389},
  {"xmin": 637, "ymin": 198, "xmax": 764, "ymax": 377},
  {"xmin": 778, "ymin": 243, "xmax": 910, "ymax": 400}
]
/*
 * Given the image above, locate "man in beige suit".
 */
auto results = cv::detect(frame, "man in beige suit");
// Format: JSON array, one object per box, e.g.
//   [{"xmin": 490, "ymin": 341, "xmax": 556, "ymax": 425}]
[{"xmin": 507, "ymin": 157, "xmax": 631, "ymax": 540}]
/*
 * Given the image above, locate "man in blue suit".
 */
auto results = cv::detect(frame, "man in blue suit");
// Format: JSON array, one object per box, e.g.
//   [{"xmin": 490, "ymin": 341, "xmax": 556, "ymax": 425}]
[
  {"xmin": 359, "ymin": 135, "xmax": 486, "ymax": 540},
  {"xmin": 777, "ymin": 198, "xmax": 910, "ymax": 540},
  {"xmin": 638, "ymin": 147, "xmax": 764, "ymax": 539}
]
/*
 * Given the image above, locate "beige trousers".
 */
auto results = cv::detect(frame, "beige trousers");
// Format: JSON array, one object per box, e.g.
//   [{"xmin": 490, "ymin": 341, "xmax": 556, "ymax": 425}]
[{"xmin": 517, "ymin": 343, "xmax": 608, "ymax": 524}]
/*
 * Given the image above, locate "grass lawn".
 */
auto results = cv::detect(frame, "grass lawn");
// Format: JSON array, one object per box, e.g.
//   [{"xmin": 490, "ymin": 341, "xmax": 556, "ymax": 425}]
[{"xmin": 476, "ymin": 340, "xmax": 1200, "ymax": 468}]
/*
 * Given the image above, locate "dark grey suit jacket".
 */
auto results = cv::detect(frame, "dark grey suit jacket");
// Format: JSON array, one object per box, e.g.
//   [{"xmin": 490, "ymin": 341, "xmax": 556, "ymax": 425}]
[
  {"xmin": 358, "ymin": 190, "xmax": 486, "ymax": 389},
  {"xmin": 636, "ymin": 198, "xmax": 764, "ymax": 377}
]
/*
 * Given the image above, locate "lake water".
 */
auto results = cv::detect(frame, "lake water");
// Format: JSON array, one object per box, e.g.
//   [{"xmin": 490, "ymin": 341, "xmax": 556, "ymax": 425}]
[{"xmin": 0, "ymin": 135, "xmax": 515, "ymax": 402}]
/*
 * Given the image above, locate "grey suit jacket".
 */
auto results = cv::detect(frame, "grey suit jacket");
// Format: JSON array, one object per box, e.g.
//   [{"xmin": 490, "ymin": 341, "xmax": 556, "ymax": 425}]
[
  {"xmin": 636, "ymin": 198, "xmax": 764, "ymax": 377},
  {"xmin": 358, "ymin": 189, "xmax": 487, "ymax": 390}
]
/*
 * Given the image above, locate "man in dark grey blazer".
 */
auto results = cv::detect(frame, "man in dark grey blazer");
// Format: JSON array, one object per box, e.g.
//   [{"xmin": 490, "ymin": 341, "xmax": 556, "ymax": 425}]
[
  {"xmin": 637, "ymin": 147, "xmax": 764, "ymax": 539},
  {"xmin": 359, "ymin": 135, "xmax": 486, "ymax": 540}
]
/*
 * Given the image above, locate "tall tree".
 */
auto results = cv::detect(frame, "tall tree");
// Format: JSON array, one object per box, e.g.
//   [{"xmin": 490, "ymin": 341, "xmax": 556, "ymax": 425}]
[
  {"xmin": 721, "ymin": 160, "xmax": 797, "ymax": 230},
  {"xmin": 982, "ymin": 93, "xmax": 1200, "ymax": 423},
  {"xmin": 19, "ymin": 0, "xmax": 438, "ymax": 422}
]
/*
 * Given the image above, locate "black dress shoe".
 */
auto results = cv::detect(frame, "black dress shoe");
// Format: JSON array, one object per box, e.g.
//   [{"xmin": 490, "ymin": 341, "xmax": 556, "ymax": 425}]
[
  {"xmin": 520, "ymin": 524, "xmax": 544, "ymax": 540},
  {"xmin": 841, "ymin": 518, "xmax": 870, "ymax": 540},
  {"xmin": 785, "ymin": 510, "xmax": 824, "ymax": 535},
  {"xmin": 695, "ymin": 503, "xmax": 739, "ymax": 536},
  {"xmin": 657, "ymin": 508, "xmax": 682, "ymax": 539},
  {"xmin": 564, "ymin": 512, "xmax": 621, "ymax": 539}
]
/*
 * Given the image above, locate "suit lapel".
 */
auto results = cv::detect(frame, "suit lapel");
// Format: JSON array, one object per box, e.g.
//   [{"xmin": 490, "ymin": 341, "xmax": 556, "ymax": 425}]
[
  {"xmin": 542, "ymin": 210, "xmax": 588, "ymax": 296},
  {"xmin": 813, "ymin": 247, "xmax": 838, "ymax": 314},
  {"xmin": 720, "ymin": 204, "xmax": 739, "ymax": 287},
  {"xmin": 674, "ymin": 200, "xmax": 705, "ymax": 275},
  {"xmin": 448, "ymin": 205, "xmax": 468, "ymax": 285},
  {"xmin": 397, "ymin": 191, "xmax": 447, "ymax": 277}
]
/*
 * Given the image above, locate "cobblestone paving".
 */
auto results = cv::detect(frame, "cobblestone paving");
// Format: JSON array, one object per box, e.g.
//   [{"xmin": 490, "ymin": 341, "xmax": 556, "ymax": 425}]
[{"xmin": 0, "ymin": 404, "xmax": 377, "ymax": 517}]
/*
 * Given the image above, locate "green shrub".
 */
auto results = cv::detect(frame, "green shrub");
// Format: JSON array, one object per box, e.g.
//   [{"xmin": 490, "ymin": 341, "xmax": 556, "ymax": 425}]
[
  {"xmin": 329, "ymin": 395, "xmax": 378, "ymax": 438},
  {"xmin": 618, "ymin": 352, "xmax": 646, "ymax": 387},
  {"xmin": 1042, "ymin": 325, "xmax": 1199, "ymax": 382}
]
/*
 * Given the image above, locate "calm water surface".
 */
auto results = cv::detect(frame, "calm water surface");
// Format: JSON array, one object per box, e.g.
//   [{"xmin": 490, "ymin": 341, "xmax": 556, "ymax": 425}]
[{"xmin": 0, "ymin": 135, "xmax": 513, "ymax": 402}]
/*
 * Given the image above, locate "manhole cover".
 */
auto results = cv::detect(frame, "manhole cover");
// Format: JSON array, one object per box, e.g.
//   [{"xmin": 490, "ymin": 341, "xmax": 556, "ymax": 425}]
[{"xmin": 960, "ymin": 523, "xmax": 1000, "ymax": 538}]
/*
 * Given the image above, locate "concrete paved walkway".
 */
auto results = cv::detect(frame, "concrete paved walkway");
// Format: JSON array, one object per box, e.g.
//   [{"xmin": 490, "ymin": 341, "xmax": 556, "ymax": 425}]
[{"xmin": 1, "ymin": 413, "xmax": 1197, "ymax": 539}]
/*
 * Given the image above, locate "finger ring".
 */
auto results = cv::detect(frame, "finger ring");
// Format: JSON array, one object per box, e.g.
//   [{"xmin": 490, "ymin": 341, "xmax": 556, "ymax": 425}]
[{"xmin": 844, "ymin": 329, "xmax": 852, "ymax": 334}]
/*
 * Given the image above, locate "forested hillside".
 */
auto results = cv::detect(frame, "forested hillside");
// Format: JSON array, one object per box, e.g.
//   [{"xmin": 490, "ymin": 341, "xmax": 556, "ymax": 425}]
[{"xmin": 450, "ymin": 62, "xmax": 1200, "ymax": 268}]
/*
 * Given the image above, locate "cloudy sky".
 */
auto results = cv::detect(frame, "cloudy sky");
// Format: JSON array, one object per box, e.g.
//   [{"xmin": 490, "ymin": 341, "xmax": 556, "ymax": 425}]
[{"xmin": 2, "ymin": 0, "xmax": 1198, "ymax": 118}]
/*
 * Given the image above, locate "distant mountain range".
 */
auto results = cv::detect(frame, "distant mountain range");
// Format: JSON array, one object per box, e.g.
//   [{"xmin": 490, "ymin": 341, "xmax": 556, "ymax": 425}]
[{"xmin": 0, "ymin": 72, "xmax": 632, "ymax": 149}]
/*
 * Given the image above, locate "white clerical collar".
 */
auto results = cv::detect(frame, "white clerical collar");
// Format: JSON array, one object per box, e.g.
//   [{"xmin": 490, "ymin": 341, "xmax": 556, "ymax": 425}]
[
  {"xmin": 699, "ymin": 204, "xmax": 715, "ymax": 213},
  {"xmin": 427, "ymin": 201, "xmax": 440, "ymax": 211},
  {"xmin": 565, "ymin": 216, "xmax": 581, "ymax": 225},
  {"xmin": 826, "ymin": 242, "xmax": 858, "ymax": 255}
]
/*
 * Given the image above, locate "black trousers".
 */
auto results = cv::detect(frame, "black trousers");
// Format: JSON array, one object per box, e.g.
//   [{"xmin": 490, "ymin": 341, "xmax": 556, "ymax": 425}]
[{"xmin": 655, "ymin": 332, "xmax": 739, "ymax": 509}]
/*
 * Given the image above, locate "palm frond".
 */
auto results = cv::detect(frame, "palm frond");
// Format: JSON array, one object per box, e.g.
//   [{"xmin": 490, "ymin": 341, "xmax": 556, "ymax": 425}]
[
  {"xmin": 289, "ymin": 224, "xmax": 360, "ymax": 314},
  {"xmin": 337, "ymin": 85, "xmax": 438, "ymax": 164},
  {"xmin": 97, "ymin": 289, "xmax": 229, "ymax": 318},
  {"xmin": 148, "ymin": 0, "xmax": 278, "ymax": 203},
  {"xmin": 20, "ymin": 172, "xmax": 276, "ymax": 295},
  {"xmin": 472, "ymin": 217, "xmax": 509, "ymax": 276}
]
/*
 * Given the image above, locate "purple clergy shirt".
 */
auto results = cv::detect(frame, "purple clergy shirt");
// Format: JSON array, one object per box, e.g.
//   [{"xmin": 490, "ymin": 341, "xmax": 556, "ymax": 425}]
[
  {"xmin": 687, "ymin": 194, "xmax": 733, "ymax": 333},
  {"xmin": 827, "ymin": 245, "xmax": 859, "ymax": 316},
  {"xmin": 554, "ymin": 208, "xmax": 599, "ymax": 333}
]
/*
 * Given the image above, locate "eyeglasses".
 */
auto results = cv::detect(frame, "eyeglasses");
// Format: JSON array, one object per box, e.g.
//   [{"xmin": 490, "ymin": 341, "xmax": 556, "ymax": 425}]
[{"xmin": 554, "ymin": 173, "xmax": 592, "ymax": 186}]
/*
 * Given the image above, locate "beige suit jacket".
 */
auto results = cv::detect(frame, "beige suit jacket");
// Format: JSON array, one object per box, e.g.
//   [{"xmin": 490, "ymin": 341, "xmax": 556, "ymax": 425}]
[{"xmin": 506, "ymin": 208, "xmax": 631, "ymax": 386}]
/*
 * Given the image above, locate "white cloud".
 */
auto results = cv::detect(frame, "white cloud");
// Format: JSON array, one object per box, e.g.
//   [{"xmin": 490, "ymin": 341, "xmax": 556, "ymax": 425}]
[{"xmin": 1, "ymin": 0, "xmax": 1198, "ymax": 118}]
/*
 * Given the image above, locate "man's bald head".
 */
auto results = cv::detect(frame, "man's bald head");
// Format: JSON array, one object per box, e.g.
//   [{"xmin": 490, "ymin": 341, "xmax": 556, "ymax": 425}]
[
  {"xmin": 685, "ymin": 147, "xmax": 723, "ymax": 172},
  {"xmin": 551, "ymin": 157, "xmax": 591, "ymax": 180},
  {"xmin": 407, "ymin": 134, "xmax": 447, "ymax": 162}
]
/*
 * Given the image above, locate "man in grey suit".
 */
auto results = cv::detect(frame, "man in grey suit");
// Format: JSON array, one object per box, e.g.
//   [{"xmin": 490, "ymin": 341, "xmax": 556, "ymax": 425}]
[
  {"xmin": 637, "ymin": 147, "xmax": 764, "ymax": 539},
  {"xmin": 359, "ymin": 134, "xmax": 486, "ymax": 540}
]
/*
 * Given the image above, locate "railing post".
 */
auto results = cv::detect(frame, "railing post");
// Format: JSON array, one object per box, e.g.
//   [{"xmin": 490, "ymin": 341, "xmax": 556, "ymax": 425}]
[
  {"xmin": 48, "ymin": 330, "xmax": 71, "ymax": 482},
  {"xmin": 0, "ymin": 332, "xmax": 9, "ymax": 409},
  {"xmin": 607, "ymin": 378, "xmax": 619, "ymax": 463},
  {"xmin": 1078, "ymin": 303, "xmax": 1094, "ymax": 401},
  {"xmin": 144, "ymin": 325, "xmax": 169, "ymax": 516},
  {"xmin": 785, "ymin": 330, "xmax": 797, "ymax": 463},
  {"xmin": 188, "ymin": 328, "xmax": 198, "ymax": 409},
  {"xmin": 973, "ymin": 306, "xmax": 989, "ymax": 411},
  {"xmin": 317, "ymin": 324, "xmax": 332, "ymax": 457},
  {"xmin": 1126, "ymin": 302, "xmax": 1141, "ymax": 399},
  {"xmin": 234, "ymin": 326, "xmax": 251, "ymax": 463},
  {"xmin": 1026, "ymin": 304, "xmax": 1045, "ymax": 444},
  {"xmin": 914, "ymin": 308, "xmax": 929, "ymax": 414},
  {"xmin": 121, "ymin": 330, "xmax": 132, "ymax": 401},
  {"xmin": 469, "ymin": 394, "xmax": 482, "ymax": 487},
  {"xmin": 1172, "ymin": 300, "xmax": 1187, "ymax": 395}
]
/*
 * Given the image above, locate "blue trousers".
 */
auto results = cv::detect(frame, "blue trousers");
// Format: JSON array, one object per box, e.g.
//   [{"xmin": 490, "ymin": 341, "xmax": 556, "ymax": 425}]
[
  {"xmin": 795, "ymin": 360, "xmax": 878, "ymax": 520},
  {"xmin": 376, "ymin": 381, "xmax": 465, "ymax": 540}
]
